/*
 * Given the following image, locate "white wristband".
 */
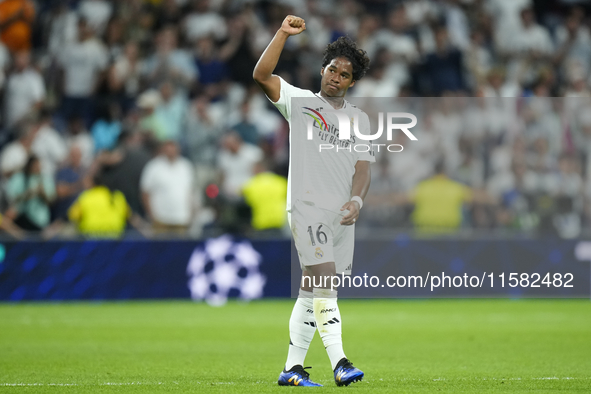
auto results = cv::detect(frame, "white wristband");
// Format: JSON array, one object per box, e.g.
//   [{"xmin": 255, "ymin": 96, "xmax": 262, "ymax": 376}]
[{"xmin": 351, "ymin": 196, "xmax": 363, "ymax": 209}]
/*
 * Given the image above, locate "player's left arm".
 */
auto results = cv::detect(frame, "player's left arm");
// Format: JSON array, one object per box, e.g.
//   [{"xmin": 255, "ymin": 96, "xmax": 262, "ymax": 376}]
[{"xmin": 340, "ymin": 160, "xmax": 371, "ymax": 226}]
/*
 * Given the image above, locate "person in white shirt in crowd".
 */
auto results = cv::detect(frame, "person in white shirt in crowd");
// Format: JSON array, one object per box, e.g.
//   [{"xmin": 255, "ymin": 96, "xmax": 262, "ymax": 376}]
[
  {"xmin": 512, "ymin": 8, "xmax": 553, "ymax": 56},
  {"xmin": 486, "ymin": 0, "xmax": 532, "ymax": 54},
  {"xmin": 183, "ymin": 0, "xmax": 227, "ymax": 43},
  {"xmin": 0, "ymin": 119, "xmax": 37, "ymax": 179},
  {"xmin": 443, "ymin": 0, "xmax": 470, "ymax": 51},
  {"xmin": 372, "ymin": 6, "xmax": 419, "ymax": 94},
  {"xmin": 31, "ymin": 109, "xmax": 67, "ymax": 177},
  {"xmin": 351, "ymin": 50, "xmax": 400, "ymax": 97},
  {"xmin": 78, "ymin": 0, "xmax": 113, "ymax": 36},
  {"xmin": 58, "ymin": 18, "xmax": 109, "ymax": 127},
  {"xmin": 217, "ymin": 131, "xmax": 262, "ymax": 201},
  {"xmin": 185, "ymin": 95, "xmax": 223, "ymax": 190},
  {"xmin": 4, "ymin": 50, "xmax": 45, "ymax": 129},
  {"xmin": 140, "ymin": 140, "xmax": 194, "ymax": 235},
  {"xmin": 141, "ymin": 26, "xmax": 197, "ymax": 88},
  {"xmin": 64, "ymin": 116, "xmax": 94, "ymax": 169},
  {"xmin": 5, "ymin": 155, "xmax": 56, "ymax": 232},
  {"xmin": 108, "ymin": 41, "xmax": 142, "ymax": 112},
  {"xmin": 554, "ymin": 7, "xmax": 591, "ymax": 80},
  {"xmin": 45, "ymin": 1, "xmax": 79, "ymax": 57}
]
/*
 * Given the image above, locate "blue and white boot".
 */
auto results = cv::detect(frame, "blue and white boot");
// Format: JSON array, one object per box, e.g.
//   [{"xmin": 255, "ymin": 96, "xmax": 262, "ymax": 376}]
[
  {"xmin": 278, "ymin": 365, "xmax": 323, "ymax": 387},
  {"xmin": 334, "ymin": 358, "xmax": 364, "ymax": 386}
]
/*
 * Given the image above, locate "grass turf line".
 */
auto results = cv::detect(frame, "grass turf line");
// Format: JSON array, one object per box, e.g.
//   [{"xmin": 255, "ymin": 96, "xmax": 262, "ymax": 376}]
[{"xmin": 0, "ymin": 300, "xmax": 590, "ymax": 393}]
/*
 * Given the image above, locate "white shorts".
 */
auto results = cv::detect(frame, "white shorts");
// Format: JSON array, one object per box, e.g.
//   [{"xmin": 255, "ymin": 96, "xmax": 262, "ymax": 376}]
[{"xmin": 288, "ymin": 200, "xmax": 355, "ymax": 275}]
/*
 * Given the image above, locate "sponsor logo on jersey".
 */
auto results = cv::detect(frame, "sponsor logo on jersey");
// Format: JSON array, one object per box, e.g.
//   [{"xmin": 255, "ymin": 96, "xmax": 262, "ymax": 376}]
[{"xmin": 302, "ymin": 107, "xmax": 329, "ymax": 131}]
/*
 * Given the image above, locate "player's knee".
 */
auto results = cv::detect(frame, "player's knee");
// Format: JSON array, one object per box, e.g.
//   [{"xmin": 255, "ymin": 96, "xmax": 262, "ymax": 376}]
[{"xmin": 306, "ymin": 262, "xmax": 336, "ymax": 289}]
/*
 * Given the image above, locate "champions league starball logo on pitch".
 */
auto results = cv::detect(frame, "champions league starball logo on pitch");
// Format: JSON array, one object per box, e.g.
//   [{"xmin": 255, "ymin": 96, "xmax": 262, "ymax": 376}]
[
  {"xmin": 186, "ymin": 235, "xmax": 266, "ymax": 306},
  {"xmin": 303, "ymin": 108, "xmax": 418, "ymax": 153}
]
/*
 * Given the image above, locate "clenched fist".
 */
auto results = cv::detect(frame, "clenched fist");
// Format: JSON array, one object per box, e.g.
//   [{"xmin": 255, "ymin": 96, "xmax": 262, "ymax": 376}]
[{"xmin": 280, "ymin": 15, "xmax": 306, "ymax": 36}]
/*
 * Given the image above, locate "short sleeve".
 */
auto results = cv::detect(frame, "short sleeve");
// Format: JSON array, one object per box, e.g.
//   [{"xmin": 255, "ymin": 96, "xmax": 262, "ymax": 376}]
[
  {"xmin": 354, "ymin": 112, "xmax": 376, "ymax": 163},
  {"xmin": 267, "ymin": 76, "xmax": 308, "ymax": 122}
]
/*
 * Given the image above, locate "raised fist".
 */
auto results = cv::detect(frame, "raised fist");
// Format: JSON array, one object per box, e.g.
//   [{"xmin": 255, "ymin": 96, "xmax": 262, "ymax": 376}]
[{"xmin": 280, "ymin": 15, "xmax": 306, "ymax": 36}]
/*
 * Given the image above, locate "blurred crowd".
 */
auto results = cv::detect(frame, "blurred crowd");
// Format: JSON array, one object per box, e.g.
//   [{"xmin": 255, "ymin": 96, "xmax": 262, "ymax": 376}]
[{"xmin": 0, "ymin": 0, "xmax": 590, "ymax": 239}]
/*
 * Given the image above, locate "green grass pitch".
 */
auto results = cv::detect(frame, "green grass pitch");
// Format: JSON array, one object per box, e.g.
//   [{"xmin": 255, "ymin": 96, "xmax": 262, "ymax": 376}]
[{"xmin": 1, "ymin": 300, "xmax": 590, "ymax": 393}]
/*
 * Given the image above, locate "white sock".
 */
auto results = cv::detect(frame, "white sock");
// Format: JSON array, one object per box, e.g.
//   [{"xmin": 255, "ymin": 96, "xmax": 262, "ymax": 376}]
[
  {"xmin": 313, "ymin": 288, "xmax": 346, "ymax": 370},
  {"xmin": 285, "ymin": 289, "xmax": 316, "ymax": 370}
]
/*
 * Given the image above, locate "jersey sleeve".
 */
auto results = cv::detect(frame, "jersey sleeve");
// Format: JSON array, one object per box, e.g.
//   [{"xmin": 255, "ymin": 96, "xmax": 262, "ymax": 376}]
[
  {"xmin": 267, "ymin": 76, "xmax": 308, "ymax": 122},
  {"xmin": 355, "ymin": 111, "xmax": 376, "ymax": 163}
]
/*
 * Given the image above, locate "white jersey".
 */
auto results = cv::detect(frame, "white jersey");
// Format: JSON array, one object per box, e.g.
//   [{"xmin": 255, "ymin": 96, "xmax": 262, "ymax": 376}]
[{"xmin": 269, "ymin": 77, "xmax": 375, "ymax": 213}]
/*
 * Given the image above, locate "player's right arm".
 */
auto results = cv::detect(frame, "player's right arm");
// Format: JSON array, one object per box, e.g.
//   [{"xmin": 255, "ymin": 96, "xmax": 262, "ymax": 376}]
[{"xmin": 253, "ymin": 15, "xmax": 306, "ymax": 102}]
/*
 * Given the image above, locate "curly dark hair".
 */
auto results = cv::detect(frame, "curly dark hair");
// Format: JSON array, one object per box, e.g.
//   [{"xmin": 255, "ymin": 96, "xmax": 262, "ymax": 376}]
[{"xmin": 322, "ymin": 36, "xmax": 370, "ymax": 81}]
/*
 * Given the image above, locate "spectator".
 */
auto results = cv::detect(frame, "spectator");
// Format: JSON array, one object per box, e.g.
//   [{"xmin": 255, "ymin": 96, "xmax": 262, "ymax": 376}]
[
  {"xmin": 31, "ymin": 109, "xmax": 67, "ymax": 176},
  {"xmin": 420, "ymin": 25, "xmax": 466, "ymax": 95},
  {"xmin": 242, "ymin": 160, "xmax": 287, "ymax": 231},
  {"xmin": 487, "ymin": 0, "xmax": 532, "ymax": 54},
  {"xmin": 0, "ymin": 0, "xmax": 35, "ymax": 53},
  {"xmin": 409, "ymin": 161, "xmax": 473, "ymax": 233},
  {"xmin": 231, "ymin": 101, "xmax": 259, "ymax": 146},
  {"xmin": 5, "ymin": 155, "xmax": 55, "ymax": 231},
  {"xmin": 140, "ymin": 140, "xmax": 194, "ymax": 235},
  {"xmin": 481, "ymin": 67, "xmax": 522, "ymax": 98},
  {"xmin": 103, "ymin": 16, "xmax": 126, "ymax": 61},
  {"xmin": 185, "ymin": 95, "xmax": 222, "ymax": 189},
  {"xmin": 155, "ymin": 80, "xmax": 187, "ymax": 141},
  {"xmin": 0, "ymin": 119, "xmax": 37, "ymax": 178},
  {"xmin": 373, "ymin": 6, "xmax": 418, "ymax": 92},
  {"xmin": 183, "ymin": 0, "xmax": 227, "ymax": 43},
  {"xmin": 53, "ymin": 144, "xmax": 86, "ymax": 222},
  {"xmin": 91, "ymin": 103, "xmax": 122, "ymax": 152},
  {"xmin": 218, "ymin": 12, "xmax": 258, "ymax": 87},
  {"xmin": 443, "ymin": 0, "xmax": 470, "ymax": 51},
  {"xmin": 137, "ymin": 89, "xmax": 167, "ymax": 141},
  {"xmin": 45, "ymin": 0, "xmax": 78, "ymax": 57},
  {"xmin": 58, "ymin": 18, "xmax": 109, "ymax": 127},
  {"xmin": 217, "ymin": 131, "xmax": 262, "ymax": 200},
  {"xmin": 68, "ymin": 171, "xmax": 140, "ymax": 238},
  {"xmin": 4, "ymin": 50, "xmax": 45, "ymax": 128},
  {"xmin": 511, "ymin": 8, "xmax": 553, "ymax": 57},
  {"xmin": 554, "ymin": 7, "xmax": 591, "ymax": 79},
  {"xmin": 101, "ymin": 131, "xmax": 151, "ymax": 216},
  {"xmin": 194, "ymin": 36, "xmax": 228, "ymax": 89},
  {"xmin": 141, "ymin": 27, "xmax": 197, "ymax": 88},
  {"xmin": 64, "ymin": 116, "xmax": 94, "ymax": 168},
  {"xmin": 78, "ymin": 0, "xmax": 113, "ymax": 36},
  {"xmin": 108, "ymin": 41, "xmax": 142, "ymax": 112}
]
